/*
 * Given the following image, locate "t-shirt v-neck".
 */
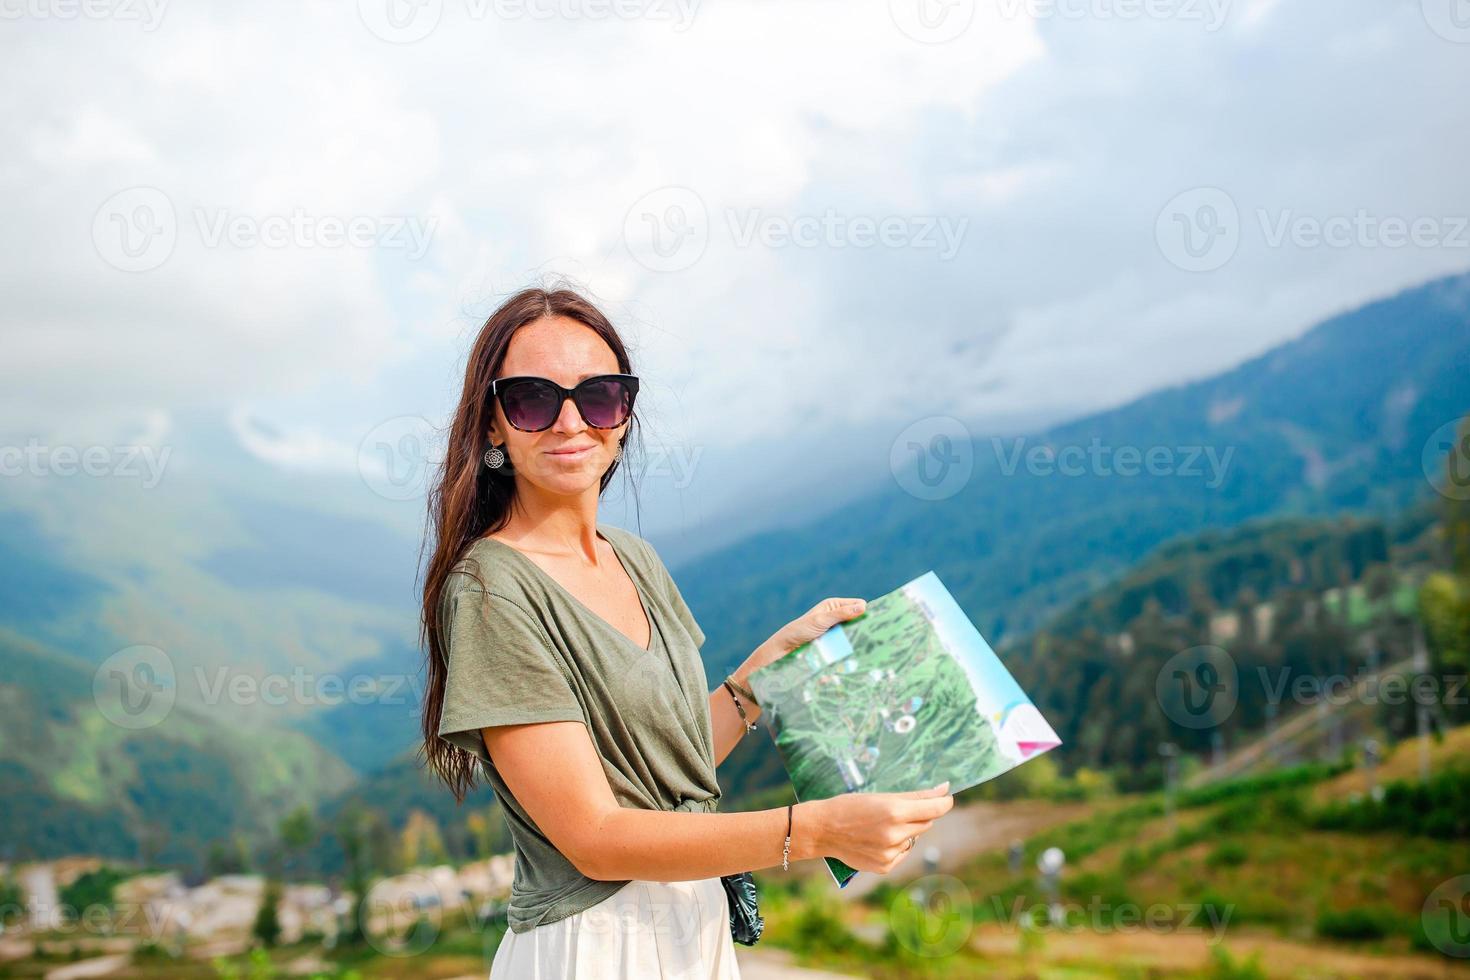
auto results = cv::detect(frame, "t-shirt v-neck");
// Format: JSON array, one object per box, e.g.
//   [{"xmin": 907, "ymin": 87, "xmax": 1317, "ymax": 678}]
[
  {"xmin": 482, "ymin": 530, "xmax": 658, "ymax": 655},
  {"xmin": 435, "ymin": 523, "xmax": 721, "ymax": 935}
]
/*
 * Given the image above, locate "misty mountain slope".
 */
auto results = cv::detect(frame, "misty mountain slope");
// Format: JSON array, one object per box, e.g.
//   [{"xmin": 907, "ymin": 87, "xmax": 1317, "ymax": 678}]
[{"xmin": 675, "ymin": 271, "xmax": 1470, "ymax": 680}]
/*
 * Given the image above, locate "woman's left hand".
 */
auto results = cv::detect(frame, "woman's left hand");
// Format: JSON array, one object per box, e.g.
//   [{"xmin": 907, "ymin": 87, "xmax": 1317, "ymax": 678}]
[{"xmin": 742, "ymin": 597, "xmax": 868, "ymax": 678}]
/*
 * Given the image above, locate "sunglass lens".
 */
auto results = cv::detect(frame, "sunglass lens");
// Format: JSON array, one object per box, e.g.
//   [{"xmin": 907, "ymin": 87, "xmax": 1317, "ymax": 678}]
[
  {"xmin": 502, "ymin": 380, "xmax": 561, "ymax": 430},
  {"xmin": 577, "ymin": 379, "xmax": 633, "ymax": 427}
]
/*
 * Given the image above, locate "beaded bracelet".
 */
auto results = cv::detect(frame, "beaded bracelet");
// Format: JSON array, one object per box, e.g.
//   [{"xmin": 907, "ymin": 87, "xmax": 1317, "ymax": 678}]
[
  {"xmin": 721, "ymin": 679, "xmax": 758, "ymax": 733},
  {"xmin": 724, "ymin": 674, "xmax": 758, "ymax": 705},
  {"xmin": 783, "ymin": 803, "xmax": 793, "ymax": 870}
]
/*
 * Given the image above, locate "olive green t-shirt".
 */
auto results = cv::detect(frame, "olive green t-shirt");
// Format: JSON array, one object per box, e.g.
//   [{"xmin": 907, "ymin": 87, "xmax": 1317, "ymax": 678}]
[{"xmin": 436, "ymin": 524, "xmax": 723, "ymax": 934}]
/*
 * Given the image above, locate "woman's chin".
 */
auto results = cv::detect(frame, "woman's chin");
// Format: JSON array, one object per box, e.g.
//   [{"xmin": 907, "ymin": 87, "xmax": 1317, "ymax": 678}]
[{"xmin": 523, "ymin": 467, "xmax": 606, "ymax": 496}]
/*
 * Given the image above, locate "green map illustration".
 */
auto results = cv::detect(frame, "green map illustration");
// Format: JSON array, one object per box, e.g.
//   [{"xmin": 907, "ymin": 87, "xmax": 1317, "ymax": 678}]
[{"xmin": 748, "ymin": 571, "xmax": 1061, "ymax": 886}]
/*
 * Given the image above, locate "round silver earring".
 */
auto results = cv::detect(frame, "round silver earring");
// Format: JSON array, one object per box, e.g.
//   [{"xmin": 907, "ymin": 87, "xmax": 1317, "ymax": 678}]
[
  {"xmin": 483, "ymin": 444, "xmax": 505, "ymax": 469},
  {"xmin": 613, "ymin": 443, "xmax": 623, "ymax": 462}
]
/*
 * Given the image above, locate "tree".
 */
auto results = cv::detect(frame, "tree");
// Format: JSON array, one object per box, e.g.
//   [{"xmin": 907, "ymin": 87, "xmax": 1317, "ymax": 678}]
[
  {"xmin": 278, "ymin": 807, "xmax": 314, "ymax": 878},
  {"xmin": 1444, "ymin": 416, "xmax": 1470, "ymax": 576},
  {"xmin": 399, "ymin": 811, "xmax": 448, "ymax": 869},
  {"xmin": 335, "ymin": 807, "xmax": 373, "ymax": 947},
  {"xmin": 252, "ymin": 880, "xmax": 282, "ymax": 948}
]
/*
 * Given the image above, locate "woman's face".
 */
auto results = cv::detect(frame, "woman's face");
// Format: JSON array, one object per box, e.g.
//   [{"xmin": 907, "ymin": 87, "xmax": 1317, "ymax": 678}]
[{"xmin": 488, "ymin": 315, "xmax": 628, "ymax": 497}]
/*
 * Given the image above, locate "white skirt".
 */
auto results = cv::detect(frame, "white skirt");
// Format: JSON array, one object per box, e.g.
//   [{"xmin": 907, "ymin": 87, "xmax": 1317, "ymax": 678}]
[{"xmin": 489, "ymin": 876, "xmax": 744, "ymax": 979}]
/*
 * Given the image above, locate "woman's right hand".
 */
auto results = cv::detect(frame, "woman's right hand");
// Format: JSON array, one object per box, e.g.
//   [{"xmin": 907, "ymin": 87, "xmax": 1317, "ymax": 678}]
[{"xmin": 801, "ymin": 781, "xmax": 953, "ymax": 874}]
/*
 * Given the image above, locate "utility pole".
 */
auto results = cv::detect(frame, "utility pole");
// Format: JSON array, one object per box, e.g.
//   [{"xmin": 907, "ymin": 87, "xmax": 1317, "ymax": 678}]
[
  {"xmin": 1159, "ymin": 742, "xmax": 1179, "ymax": 831},
  {"xmin": 1362, "ymin": 738, "xmax": 1382, "ymax": 803},
  {"xmin": 1413, "ymin": 625, "xmax": 1432, "ymax": 784}
]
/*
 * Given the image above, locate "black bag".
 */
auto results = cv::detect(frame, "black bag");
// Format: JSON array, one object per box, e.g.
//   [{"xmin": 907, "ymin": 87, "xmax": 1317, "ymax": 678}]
[{"xmin": 719, "ymin": 871, "xmax": 764, "ymax": 945}]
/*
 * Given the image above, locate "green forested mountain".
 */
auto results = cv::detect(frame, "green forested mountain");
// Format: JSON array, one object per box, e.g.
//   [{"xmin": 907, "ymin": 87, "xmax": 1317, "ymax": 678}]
[
  {"xmin": 677, "ymin": 271, "xmax": 1470, "ymax": 683},
  {"xmin": 2, "ymin": 272, "xmax": 1467, "ymax": 873},
  {"xmin": 0, "ymin": 628, "xmax": 355, "ymax": 867}
]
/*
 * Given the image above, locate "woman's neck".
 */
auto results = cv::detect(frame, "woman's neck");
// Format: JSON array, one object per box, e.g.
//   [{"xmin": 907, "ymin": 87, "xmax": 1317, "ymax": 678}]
[{"xmin": 496, "ymin": 486, "xmax": 604, "ymax": 564}]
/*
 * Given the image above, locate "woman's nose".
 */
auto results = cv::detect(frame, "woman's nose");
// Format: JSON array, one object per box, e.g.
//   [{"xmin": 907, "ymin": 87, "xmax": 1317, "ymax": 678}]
[{"xmin": 551, "ymin": 393, "xmax": 586, "ymax": 432}]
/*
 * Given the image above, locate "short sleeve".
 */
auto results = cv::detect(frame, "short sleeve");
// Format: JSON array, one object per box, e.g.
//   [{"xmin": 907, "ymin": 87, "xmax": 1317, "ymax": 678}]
[
  {"xmin": 639, "ymin": 539, "xmax": 706, "ymax": 650},
  {"xmin": 437, "ymin": 586, "xmax": 586, "ymax": 764}
]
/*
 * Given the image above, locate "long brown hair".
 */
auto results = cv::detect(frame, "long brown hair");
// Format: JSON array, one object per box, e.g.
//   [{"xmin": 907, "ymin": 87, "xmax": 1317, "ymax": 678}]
[{"xmin": 418, "ymin": 285, "xmax": 640, "ymax": 802}]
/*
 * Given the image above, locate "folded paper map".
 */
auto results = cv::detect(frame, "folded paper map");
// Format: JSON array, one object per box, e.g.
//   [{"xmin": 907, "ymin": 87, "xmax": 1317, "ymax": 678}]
[{"xmin": 747, "ymin": 570, "xmax": 1062, "ymax": 887}]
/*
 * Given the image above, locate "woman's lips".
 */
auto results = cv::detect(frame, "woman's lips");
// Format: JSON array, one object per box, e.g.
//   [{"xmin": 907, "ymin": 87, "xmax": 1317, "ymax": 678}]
[{"xmin": 548, "ymin": 445, "xmax": 595, "ymax": 459}]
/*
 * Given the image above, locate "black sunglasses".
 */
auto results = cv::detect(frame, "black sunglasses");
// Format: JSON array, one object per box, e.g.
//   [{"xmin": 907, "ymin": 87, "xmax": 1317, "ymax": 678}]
[{"xmin": 490, "ymin": 373, "xmax": 640, "ymax": 432}]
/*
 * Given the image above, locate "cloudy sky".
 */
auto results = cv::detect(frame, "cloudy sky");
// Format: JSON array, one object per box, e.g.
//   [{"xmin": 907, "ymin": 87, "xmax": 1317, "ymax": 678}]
[{"xmin": 5, "ymin": 0, "xmax": 1470, "ymax": 559}]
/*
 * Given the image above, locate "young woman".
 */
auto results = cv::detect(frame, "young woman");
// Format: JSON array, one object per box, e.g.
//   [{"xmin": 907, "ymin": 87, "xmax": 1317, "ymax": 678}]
[{"xmin": 418, "ymin": 285, "xmax": 953, "ymax": 978}]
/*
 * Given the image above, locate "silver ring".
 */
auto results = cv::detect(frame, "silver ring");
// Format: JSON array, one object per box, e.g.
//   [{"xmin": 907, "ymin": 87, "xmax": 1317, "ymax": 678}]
[{"xmin": 904, "ymin": 836, "xmax": 915, "ymax": 851}]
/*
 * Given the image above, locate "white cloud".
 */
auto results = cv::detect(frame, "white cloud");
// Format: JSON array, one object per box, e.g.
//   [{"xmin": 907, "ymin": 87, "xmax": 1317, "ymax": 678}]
[{"xmin": 1, "ymin": 0, "xmax": 1466, "ymax": 515}]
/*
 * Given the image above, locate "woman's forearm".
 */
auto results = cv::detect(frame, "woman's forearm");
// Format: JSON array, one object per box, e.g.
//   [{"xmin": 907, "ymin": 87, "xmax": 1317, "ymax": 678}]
[{"xmin": 584, "ymin": 802, "xmax": 817, "ymax": 882}]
